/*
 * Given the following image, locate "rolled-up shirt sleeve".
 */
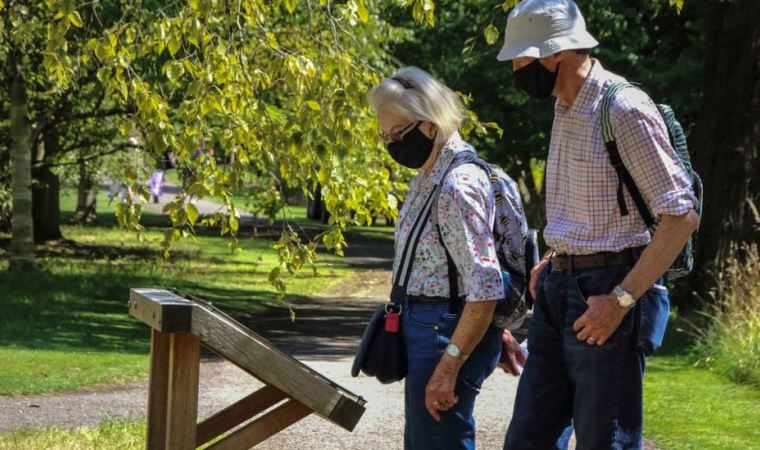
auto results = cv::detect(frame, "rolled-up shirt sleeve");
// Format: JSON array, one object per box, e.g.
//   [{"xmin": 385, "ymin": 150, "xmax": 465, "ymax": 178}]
[
  {"xmin": 610, "ymin": 90, "xmax": 696, "ymax": 218},
  {"xmin": 437, "ymin": 165, "xmax": 503, "ymax": 302}
]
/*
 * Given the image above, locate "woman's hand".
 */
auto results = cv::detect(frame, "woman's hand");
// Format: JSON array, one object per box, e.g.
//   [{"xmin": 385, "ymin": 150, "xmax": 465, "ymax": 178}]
[{"xmin": 425, "ymin": 361, "xmax": 460, "ymax": 422}]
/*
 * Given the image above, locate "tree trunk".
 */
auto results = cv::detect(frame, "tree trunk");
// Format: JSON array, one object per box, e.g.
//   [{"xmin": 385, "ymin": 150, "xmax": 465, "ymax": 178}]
[
  {"xmin": 691, "ymin": 0, "xmax": 760, "ymax": 292},
  {"xmin": 32, "ymin": 132, "xmax": 63, "ymax": 243},
  {"xmin": 73, "ymin": 159, "xmax": 98, "ymax": 224},
  {"xmin": 8, "ymin": 50, "xmax": 36, "ymax": 270}
]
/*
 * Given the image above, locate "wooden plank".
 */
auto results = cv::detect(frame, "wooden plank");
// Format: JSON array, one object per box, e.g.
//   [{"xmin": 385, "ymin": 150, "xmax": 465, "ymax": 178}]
[
  {"xmin": 190, "ymin": 305, "xmax": 365, "ymax": 431},
  {"xmin": 147, "ymin": 330, "xmax": 171, "ymax": 450},
  {"xmin": 129, "ymin": 288, "xmax": 194, "ymax": 332},
  {"xmin": 328, "ymin": 394, "xmax": 367, "ymax": 432},
  {"xmin": 206, "ymin": 399, "xmax": 312, "ymax": 450},
  {"xmin": 196, "ymin": 385, "xmax": 288, "ymax": 446},
  {"xmin": 165, "ymin": 333, "xmax": 201, "ymax": 450}
]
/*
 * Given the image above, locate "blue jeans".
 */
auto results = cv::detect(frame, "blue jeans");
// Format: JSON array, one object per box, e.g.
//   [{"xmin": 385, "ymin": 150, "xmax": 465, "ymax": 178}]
[
  {"xmin": 403, "ymin": 301, "xmax": 502, "ymax": 450},
  {"xmin": 504, "ymin": 263, "xmax": 670, "ymax": 450}
]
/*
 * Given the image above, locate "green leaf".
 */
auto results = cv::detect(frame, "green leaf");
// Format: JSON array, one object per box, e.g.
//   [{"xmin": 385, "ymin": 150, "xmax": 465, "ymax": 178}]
[
  {"xmin": 186, "ymin": 203, "xmax": 199, "ymax": 225},
  {"xmin": 68, "ymin": 11, "xmax": 83, "ymax": 28},
  {"xmin": 164, "ymin": 61, "xmax": 185, "ymax": 83},
  {"xmin": 484, "ymin": 23, "xmax": 500, "ymax": 46},
  {"xmin": 284, "ymin": 0, "xmax": 297, "ymax": 14},
  {"xmin": 356, "ymin": 0, "xmax": 369, "ymax": 23},
  {"xmin": 305, "ymin": 100, "xmax": 321, "ymax": 111},
  {"xmin": 229, "ymin": 214, "xmax": 239, "ymax": 233},
  {"xmin": 669, "ymin": 0, "xmax": 684, "ymax": 12}
]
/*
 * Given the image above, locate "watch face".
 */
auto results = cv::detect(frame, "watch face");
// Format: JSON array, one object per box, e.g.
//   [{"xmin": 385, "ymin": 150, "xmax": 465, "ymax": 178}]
[
  {"xmin": 446, "ymin": 344, "xmax": 460, "ymax": 358},
  {"xmin": 614, "ymin": 286, "xmax": 636, "ymax": 308}
]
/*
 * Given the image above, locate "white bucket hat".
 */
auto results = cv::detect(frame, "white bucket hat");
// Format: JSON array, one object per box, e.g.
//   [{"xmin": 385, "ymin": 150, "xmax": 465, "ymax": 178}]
[{"xmin": 496, "ymin": 0, "xmax": 599, "ymax": 62}]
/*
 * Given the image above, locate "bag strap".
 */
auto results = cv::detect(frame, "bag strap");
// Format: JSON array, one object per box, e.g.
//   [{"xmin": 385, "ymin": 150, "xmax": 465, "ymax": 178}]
[
  {"xmin": 430, "ymin": 150, "xmax": 488, "ymax": 313},
  {"xmin": 390, "ymin": 184, "xmax": 441, "ymax": 303},
  {"xmin": 601, "ymin": 81, "xmax": 656, "ymax": 228}
]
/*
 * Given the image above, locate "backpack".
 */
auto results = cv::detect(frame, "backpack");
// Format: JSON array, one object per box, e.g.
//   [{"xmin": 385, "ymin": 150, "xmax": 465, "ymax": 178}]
[
  {"xmin": 433, "ymin": 150, "xmax": 538, "ymax": 330},
  {"xmin": 601, "ymin": 81, "xmax": 703, "ymax": 279}
]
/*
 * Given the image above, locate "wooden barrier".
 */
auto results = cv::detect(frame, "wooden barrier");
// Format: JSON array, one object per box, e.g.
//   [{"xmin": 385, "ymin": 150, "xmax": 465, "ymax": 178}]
[{"xmin": 129, "ymin": 288, "xmax": 366, "ymax": 449}]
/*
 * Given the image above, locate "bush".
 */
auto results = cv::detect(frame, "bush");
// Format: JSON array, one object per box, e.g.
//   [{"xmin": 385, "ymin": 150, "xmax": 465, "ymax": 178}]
[{"xmin": 694, "ymin": 244, "xmax": 760, "ymax": 388}]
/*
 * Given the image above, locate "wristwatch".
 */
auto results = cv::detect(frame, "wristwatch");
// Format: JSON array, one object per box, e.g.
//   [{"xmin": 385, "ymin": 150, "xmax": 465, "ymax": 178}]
[
  {"xmin": 445, "ymin": 343, "xmax": 469, "ymax": 362},
  {"xmin": 613, "ymin": 285, "xmax": 636, "ymax": 310}
]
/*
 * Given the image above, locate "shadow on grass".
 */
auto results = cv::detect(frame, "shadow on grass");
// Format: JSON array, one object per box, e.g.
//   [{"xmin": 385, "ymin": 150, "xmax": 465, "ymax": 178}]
[{"xmin": 0, "ymin": 267, "xmax": 303, "ymax": 357}]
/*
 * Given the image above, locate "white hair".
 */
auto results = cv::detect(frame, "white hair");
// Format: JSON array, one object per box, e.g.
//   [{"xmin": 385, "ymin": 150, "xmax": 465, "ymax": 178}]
[{"xmin": 368, "ymin": 66, "xmax": 465, "ymax": 143}]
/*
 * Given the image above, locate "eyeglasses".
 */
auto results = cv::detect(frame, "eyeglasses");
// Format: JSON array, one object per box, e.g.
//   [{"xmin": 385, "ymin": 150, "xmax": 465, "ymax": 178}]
[{"xmin": 379, "ymin": 121, "xmax": 419, "ymax": 144}]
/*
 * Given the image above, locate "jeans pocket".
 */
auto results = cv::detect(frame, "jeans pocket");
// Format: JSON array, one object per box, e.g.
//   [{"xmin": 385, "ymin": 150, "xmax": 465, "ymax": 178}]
[
  {"xmin": 405, "ymin": 305, "xmax": 442, "ymax": 329},
  {"xmin": 437, "ymin": 312, "xmax": 459, "ymax": 337},
  {"xmin": 639, "ymin": 283, "xmax": 670, "ymax": 355}
]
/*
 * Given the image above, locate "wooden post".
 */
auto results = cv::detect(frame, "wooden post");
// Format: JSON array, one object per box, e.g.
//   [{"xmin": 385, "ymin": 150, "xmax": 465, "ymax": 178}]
[
  {"xmin": 147, "ymin": 330, "xmax": 171, "ymax": 450},
  {"xmin": 165, "ymin": 332, "xmax": 201, "ymax": 450}
]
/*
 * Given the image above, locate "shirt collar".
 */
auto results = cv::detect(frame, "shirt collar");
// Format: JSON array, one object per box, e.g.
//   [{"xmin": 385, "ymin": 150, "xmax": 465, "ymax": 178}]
[
  {"xmin": 426, "ymin": 132, "xmax": 473, "ymax": 186},
  {"xmin": 555, "ymin": 59, "xmax": 608, "ymax": 117},
  {"xmin": 407, "ymin": 132, "xmax": 473, "ymax": 191}
]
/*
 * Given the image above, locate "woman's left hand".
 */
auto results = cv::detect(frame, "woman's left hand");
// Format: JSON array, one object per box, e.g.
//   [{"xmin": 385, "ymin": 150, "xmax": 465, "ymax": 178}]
[{"xmin": 425, "ymin": 362, "xmax": 459, "ymax": 422}]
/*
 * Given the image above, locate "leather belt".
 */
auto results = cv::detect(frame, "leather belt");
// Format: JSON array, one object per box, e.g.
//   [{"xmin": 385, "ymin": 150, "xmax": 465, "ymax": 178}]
[
  {"xmin": 552, "ymin": 246, "xmax": 645, "ymax": 273},
  {"xmin": 407, "ymin": 295, "xmax": 456, "ymax": 304}
]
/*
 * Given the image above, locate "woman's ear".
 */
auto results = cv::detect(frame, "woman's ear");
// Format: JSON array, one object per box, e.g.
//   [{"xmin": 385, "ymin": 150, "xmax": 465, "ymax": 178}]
[{"xmin": 422, "ymin": 122, "xmax": 437, "ymax": 140}]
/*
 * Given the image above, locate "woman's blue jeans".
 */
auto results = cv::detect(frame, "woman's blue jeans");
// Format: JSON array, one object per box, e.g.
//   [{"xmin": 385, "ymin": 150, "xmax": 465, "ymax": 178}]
[{"xmin": 403, "ymin": 300, "xmax": 502, "ymax": 450}]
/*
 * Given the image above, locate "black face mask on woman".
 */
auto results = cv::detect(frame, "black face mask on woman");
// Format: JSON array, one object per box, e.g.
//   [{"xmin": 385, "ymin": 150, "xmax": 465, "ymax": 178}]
[
  {"xmin": 513, "ymin": 59, "xmax": 559, "ymax": 100},
  {"xmin": 386, "ymin": 122, "xmax": 437, "ymax": 169}
]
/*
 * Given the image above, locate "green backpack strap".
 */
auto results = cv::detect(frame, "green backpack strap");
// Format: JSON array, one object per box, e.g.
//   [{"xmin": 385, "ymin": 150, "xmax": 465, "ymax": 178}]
[{"xmin": 600, "ymin": 81, "xmax": 657, "ymax": 228}]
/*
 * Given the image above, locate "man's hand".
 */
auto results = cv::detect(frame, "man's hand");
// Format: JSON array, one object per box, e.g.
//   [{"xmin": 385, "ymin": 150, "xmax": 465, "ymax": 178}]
[
  {"xmin": 424, "ymin": 362, "xmax": 459, "ymax": 422},
  {"xmin": 498, "ymin": 330, "xmax": 527, "ymax": 376},
  {"xmin": 529, "ymin": 255, "xmax": 552, "ymax": 299},
  {"xmin": 572, "ymin": 294, "xmax": 629, "ymax": 346}
]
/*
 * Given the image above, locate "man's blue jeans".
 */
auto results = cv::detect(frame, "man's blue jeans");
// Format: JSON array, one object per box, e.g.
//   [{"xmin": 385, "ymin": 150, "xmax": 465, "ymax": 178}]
[
  {"xmin": 504, "ymin": 263, "xmax": 670, "ymax": 450},
  {"xmin": 403, "ymin": 301, "xmax": 502, "ymax": 450}
]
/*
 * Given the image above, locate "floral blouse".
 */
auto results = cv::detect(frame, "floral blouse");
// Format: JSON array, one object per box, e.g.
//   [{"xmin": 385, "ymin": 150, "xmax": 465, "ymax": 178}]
[{"xmin": 392, "ymin": 133, "xmax": 504, "ymax": 302}]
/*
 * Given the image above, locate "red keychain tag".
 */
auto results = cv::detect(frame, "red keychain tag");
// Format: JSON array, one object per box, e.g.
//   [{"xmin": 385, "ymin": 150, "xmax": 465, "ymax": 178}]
[{"xmin": 385, "ymin": 312, "xmax": 400, "ymax": 333}]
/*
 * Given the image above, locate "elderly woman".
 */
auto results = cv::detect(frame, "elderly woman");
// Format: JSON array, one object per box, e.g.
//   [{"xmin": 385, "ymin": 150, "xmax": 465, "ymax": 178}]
[{"xmin": 369, "ymin": 67, "xmax": 509, "ymax": 449}]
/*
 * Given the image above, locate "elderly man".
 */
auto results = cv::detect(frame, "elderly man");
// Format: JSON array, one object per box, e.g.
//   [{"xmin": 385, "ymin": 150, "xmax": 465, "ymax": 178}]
[{"xmin": 496, "ymin": 1, "xmax": 700, "ymax": 449}]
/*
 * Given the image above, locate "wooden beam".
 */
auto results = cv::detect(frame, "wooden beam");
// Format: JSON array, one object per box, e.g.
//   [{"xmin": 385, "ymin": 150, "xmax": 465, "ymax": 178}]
[
  {"xmin": 206, "ymin": 399, "xmax": 312, "ymax": 450},
  {"xmin": 129, "ymin": 289, "xmax": 194, "ymax": 333},
  {"xmin": 196, "ymin": 385, "xmax": 288, "ymax": 447},
  {"xmin": 190, "ymin": 304, "xmax": 365, "ymax": 431},
  {"xmin": 146, "ymin": 330, "xmax": 171, "ymax": 450},
  {"xmin": 165, "ymin": 333, "xmax": 201, "ymax": 450}
]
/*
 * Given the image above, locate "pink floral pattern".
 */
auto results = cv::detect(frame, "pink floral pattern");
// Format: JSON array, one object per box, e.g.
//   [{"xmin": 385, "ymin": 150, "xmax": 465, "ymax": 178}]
[{"xmin": 392, "ymin": 133, "xmax": 504, "ymax": 302}]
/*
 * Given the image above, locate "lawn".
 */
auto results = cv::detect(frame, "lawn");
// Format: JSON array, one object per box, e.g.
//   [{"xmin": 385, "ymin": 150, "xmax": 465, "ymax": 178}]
[
  {"xmin": 642, "ymin": 318, "xmax": 760, "ymax": 450},
  {"xmin": 0, "ymin": 204, "xmax": 371, "ymax": 396}
]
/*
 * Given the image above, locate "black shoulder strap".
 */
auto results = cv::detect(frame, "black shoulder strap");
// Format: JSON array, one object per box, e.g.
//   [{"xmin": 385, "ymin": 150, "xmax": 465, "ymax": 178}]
[
  {"xmin": 601, "ymin": 82, "xmax": 656, "ymax": 228},
  {"xmin": 390, "ymin": 184, "xmax": 440, "ymax": 303},
  {"xmin": 431, "ymin": 150, "xmax": 485, "ymax": 313}
]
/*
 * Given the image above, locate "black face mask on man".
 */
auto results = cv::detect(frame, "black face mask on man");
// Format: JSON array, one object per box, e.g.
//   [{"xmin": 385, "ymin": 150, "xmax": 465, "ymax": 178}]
[
  {"xmin": 513, "ymin": 59, "xmax": 559, "ymax": 99},
  {"xmin": 386, "ymin": 122, "xmax": 437, "ymax": 169}
]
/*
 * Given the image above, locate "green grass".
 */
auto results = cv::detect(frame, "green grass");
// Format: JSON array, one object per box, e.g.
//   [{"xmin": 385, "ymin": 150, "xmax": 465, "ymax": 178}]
[
  {"xmin": 0, "ymin": 420, "xmax": 145, "ymax": 450},
  {"xmin": 0, "ymin": 223, "xmax": 358, "ymax": 396},
  {"xmin": 642, "ymin": 320, "xmax": 760, "ymax": 450},
  {"xmin": 694, "ymin": 245, "xmax": 760, "ymax": 388}
]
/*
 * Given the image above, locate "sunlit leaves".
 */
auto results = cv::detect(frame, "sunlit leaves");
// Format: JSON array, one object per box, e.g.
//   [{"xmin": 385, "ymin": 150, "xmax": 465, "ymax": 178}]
[
  {"xmin": 669, "ymin": 0, "xmax": 684, "ymax": 13},
  {"xmin": 484, "ymin": 23, "xmax": 500, "ymax": 45},
  {"xmin": 500, "ymin": 0, "xmax": 520, "ymax": 12}
]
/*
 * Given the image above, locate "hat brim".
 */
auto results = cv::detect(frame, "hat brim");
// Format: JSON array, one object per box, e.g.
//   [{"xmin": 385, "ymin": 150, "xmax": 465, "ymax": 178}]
[{"xmin": 496, "ymin": 31, "xmax": 599, "ymax": 62}]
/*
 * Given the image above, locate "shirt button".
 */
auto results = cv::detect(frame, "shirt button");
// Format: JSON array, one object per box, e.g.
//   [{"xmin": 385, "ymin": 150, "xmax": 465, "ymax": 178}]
[{"xmin": 434, "ymin": 326, "xmax": 439, "ymax": 331}]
